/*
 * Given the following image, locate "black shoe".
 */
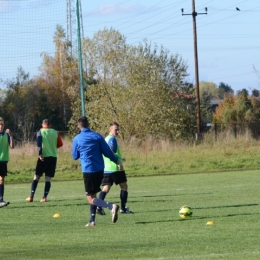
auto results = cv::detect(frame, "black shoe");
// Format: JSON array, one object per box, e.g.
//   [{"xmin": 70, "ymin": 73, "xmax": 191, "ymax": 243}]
[
  {"xmin": 120, "ymin": 207, "xmax": 133, "ymax": 214},
  {"xmin": 96, "ymin": 207, "xmax": 106, "ymax": 215}
]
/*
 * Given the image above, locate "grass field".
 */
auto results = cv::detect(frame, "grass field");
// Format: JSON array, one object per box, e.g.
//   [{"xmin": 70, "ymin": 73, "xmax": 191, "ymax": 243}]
[
  {"xmin": 7, "ymin": 135, "xmax": 260, "ymax": 183},
  {"xmin": 1, "ymin": 170, "xmax": 260, "ymax": 259}
]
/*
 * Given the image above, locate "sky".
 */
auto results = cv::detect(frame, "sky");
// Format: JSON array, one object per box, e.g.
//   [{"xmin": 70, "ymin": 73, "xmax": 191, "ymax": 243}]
[{"xmin": 1, "ymin": 0, "xmax": 260, "ymax": 92}]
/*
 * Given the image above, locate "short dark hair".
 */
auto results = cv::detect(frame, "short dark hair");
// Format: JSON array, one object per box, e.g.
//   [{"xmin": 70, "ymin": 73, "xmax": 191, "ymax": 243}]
[
  {"xmin": 110, "ymin": 122, "xmax": 119, "ymax": 127},
  {"xmin": 78, "ymin": 116, "xmax": 89, "ymax": 128},
  {"xmin": 42, "ymin": 119, "xmax": 50, "ymax": 126}
]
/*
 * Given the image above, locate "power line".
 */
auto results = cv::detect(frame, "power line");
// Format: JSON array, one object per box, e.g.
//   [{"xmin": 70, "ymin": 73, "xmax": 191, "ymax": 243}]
[{"xmin": 125, "ymin": 0, "xmax": 250, "ymax": 43}]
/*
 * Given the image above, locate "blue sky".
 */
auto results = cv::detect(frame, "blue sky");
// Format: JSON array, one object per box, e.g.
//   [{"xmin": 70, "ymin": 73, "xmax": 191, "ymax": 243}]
[{"xmin": 1, "ymin": 0, "xmax": 260, "ymax": 92}]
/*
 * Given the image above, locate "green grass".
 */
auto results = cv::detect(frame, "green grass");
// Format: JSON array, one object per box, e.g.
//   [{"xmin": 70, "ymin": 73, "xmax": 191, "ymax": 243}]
[
  {"xmin": 1, "ymin": 170, "xmax": 260, "ymax": 259},
  {"xmin": 7, "ymin": 137, "xmax": 260, "ymax": 183}
]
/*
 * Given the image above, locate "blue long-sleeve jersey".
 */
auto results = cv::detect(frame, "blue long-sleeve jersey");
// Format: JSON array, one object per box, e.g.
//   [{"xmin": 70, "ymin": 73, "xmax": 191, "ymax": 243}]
[{"xmin": 71, "ymin": 128, "xmax": 119, "ymax": 173}]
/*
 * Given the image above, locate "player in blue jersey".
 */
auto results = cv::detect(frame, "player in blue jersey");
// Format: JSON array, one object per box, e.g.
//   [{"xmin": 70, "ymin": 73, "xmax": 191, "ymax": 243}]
[{"xmin": 71, "ymin": 117, "xmax": 123, "ymax": 227}]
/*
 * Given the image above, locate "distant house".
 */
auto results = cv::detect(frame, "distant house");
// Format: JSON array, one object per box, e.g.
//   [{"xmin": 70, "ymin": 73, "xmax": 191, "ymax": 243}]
[{"xmin": 210, "ymin": 99, "xmax": 223, "ymax": 112}]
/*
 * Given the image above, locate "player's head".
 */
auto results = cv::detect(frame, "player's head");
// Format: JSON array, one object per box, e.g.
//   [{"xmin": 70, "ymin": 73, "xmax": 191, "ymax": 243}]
[
  {"xmin": 42, "ymin": 119, "xmax": 50, "ymax": 127},
  {"xmin": 77, "ymin": 116, "xmax": 89, "ymax": 129},
  {"xmin": 109, "ymin": 122, "xmax": 119, "ymax": 137},
  {"xmin": 0, "ymin": 117, "xmax": 4, "ymax": 132}
]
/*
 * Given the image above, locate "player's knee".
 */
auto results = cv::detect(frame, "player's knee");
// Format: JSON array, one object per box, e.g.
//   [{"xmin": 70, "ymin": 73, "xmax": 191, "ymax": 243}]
[
  {"xmin": 0, "ymin": 176, "xmax": 4, "ymax": 184},
  {"xmin": 120, "ymin": 182, "xmax": 128, "ymax": 191},
  {"xmin": 34, "ymin": 174, "xmax": 41, "ymax": 181},
  {"xmin": 45, "ymin": 176, "xmax": 51, "ymax": 182},
  {"xmin": 86, "ymin": 194, "xmax": 96, "ymax": 205},
  {"xmin": 102, "ymin": 185, "xmax": 110, "ymax": 193}
]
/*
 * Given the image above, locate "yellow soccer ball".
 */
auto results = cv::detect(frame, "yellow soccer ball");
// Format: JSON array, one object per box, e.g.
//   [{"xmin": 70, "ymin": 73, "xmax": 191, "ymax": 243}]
[{"xmin": 179, "ymin": 205, "xmax": 193, "ymax": 218}]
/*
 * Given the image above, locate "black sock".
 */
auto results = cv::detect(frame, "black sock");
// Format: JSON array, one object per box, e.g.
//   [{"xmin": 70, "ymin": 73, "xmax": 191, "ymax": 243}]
[
  {"xmin": 0, "ymin": 184, "xmax": 4, "ymax": 202},
  {"xmin": 99, "ymin": 191, "xmax": 107, "ymax": 200},
  {"xmin": 30, "ymin": 180, "xmax": 39, "ymax": 198},
  {"xmin": 93, "ymin": 198, "xmax": 113, "ymax": 210},
  {"xmin": 43, "ymin": 182, "xmax": 51, "ymax": 198},
  {"xmin": 120, "ymin": 190, "xmax": 128, "ymax": 211},
  {"xmin": 89, "ymin": 204, "xmax": 97, "ymax": 223},
  {"xmin": 98, "ymin": 191, "xmax": 107, "ymax": 210}
]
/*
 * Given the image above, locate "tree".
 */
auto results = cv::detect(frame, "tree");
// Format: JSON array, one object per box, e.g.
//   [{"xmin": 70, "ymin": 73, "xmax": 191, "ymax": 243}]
[
  {"xmin": 1, "ymin": 68, "xmax": 44, "ymax": 141},
  {"xmin": 237, "ymin": 88, "xmax": 249, "ymax": 97},
  {"xmin": 0, "ymin": 88, "xmax": 6, "ymax": 104},
  {"xmin": 69, "ymin": 28, "xmax": 195, "ymax": 140},
  {"xmin": 252, "ymin": 89, "xmax": 259, "ymax": 97},
  {"xmin": 38, "ymin": 25, "xmax": 77, "ymax": 130},
  {"xmin": 199, "ymin": 81, "xmax": 219, "ymax": 100},
  {"xmin": 198, "ymin": 81, "xmax": 220, "ymax": 124},
  {"xmin": 213, "ymin": 92, "xmax": 254, "ymax": 124},
  {"xmin": 218, "ymin": 82, "xmax": 233, "ymax": 98}
]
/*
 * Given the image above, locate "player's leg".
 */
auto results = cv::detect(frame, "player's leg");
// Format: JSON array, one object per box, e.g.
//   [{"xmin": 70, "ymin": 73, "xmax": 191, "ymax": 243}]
[
  {"xmin": 0, "ymin": 165, "xmax": 10, "ymax": 207},
  {"xmin": 84, "ymin": 171, "xmax": 119, "ymax": 225},
  {"xmin": 41, "ymin": 176, "xmax": 51, "ymax": 202},
  {"xmin": 26, "ymin": 174, "xmax": 41, "ymax": 202},
  {"xmin": 97, "ymin": 174, "xmax": 113, "ymax": 215},
  {"xmin": 86, "ymin": 193, "xmax": 97, "ymax": 226},
  {"xmin": 119, "ymin": 182, "xmax": 128, "ymax": 210},
  {"xmin": 99, "ymin": 183, "xmax": 112, "ymax": 199},
  {"xmin": 26, "ymin": 158, "xmax": 43, "ymax": 202},
  {"xmin": 115, "ymin": 171, "xmax": 132, "ymax": 214},
  {"xmin": 0, "ymin": 175, "xmax": 4, "ymax": 202},
  {"xmin": 41, "ymin": 157, "xmax": 56, "ymax": 202}
]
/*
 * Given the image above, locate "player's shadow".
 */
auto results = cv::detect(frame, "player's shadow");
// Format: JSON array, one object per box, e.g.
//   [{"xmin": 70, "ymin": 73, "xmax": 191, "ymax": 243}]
[
  {"xmin": 6, "ymin": 202, "xmax": 85, "ymax": 210},
  {"xmin": 109, "ymin": 192, "xmax": 213, "ymax": 204},
  {"xmin": 194, "ymin": 203, "xmax": 258, "ymax": 210},
  {"xmin": 128, "ymin": 193, "xmax": 213, "ymax": 199},
  {"xmin": 135, "ymin": 212, "xmax": 260, "ymax": 225}
]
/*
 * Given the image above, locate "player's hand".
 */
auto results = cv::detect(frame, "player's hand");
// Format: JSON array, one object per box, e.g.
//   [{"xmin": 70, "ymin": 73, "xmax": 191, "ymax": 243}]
[
  {"xmin": 39, "ymin": 155, "xmax": 44, "ymax": 161},
  {"xmin": 6, "ymin": 129, "xmax": 13, "ymax": 137},
  {"xmin": 118, "ymin": 163, "xmax": 124, "ymax": 171}
]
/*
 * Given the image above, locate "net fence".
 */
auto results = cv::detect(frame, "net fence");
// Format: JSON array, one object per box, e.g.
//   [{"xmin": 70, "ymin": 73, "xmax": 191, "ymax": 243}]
[{"xmin": 0, "ymin": 0, "xmax": 67, "ymax": 87}]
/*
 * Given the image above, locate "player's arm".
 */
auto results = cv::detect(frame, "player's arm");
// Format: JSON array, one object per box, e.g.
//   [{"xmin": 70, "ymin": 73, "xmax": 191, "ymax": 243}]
[
  {"xmin": 6, "ymin": 129, "xmax": 14, "ymax": 149},
  {"xmin": 100, "ymin": 136, "xmax": 123, "ymax": 169},
  {"xmin": 57, "ymin": 132, "xmax": 63, "ymax": 148},
  {"xmin": 71, "ymin": 138, "xmax": 80, "ymax": 160},
  {"xmin": 108, "ymin": 137, "xmax": 123, "ymax": 162},
  {"xmin": 107, "ymin": 137, "xmax": 117, "ymax": 153},
  {"xmin": 37, "ymin": 131, "xmax": 44, "ymax": 161}
]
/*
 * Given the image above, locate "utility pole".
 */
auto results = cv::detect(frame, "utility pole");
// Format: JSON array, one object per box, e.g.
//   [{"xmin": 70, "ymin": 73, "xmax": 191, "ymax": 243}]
[{"xmin": 181, "ymin": 0, "xmax": 207, "ymax": 139}]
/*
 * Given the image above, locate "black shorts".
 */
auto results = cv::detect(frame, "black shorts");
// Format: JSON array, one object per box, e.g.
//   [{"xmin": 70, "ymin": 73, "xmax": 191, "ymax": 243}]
[
  {"xmin": 83, "ymin": 171, "xmax": 103, "ymax": 196},
  {"xmin": 0, "ymin": 163, "xmax": 8, "ymax": 177},
  {"xmin": 101, "ymin": 171, "xmax": 127, "ymax": 186},
  {"xmin": 35, "ymin": 157, "xmax": 57, "ymax": 178}
]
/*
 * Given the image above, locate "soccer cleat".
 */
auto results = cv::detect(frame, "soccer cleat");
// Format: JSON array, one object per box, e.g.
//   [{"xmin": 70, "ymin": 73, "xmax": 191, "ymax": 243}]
[
  {"xmin": 96, "ymin": 207, "xmax": 106, "ymax": 215},
  {"xmin": 85, "ymin": 222, "xmax": 96, "ymax": 227},
  {"xmin": 120, "ymin": 207, "xmax": 133, "ymax": 214},
  {"xmin": 26, "ymin": 197, "xmax": 33, "ymax": 202},
  {"xmin": 0, "ymin": 201, "xmax": 10, "ymax": 208},
  {"xmin": 40, "ymin": 198, "xmax": 47, "ymax": 202},
  {"xmin": 111, "ymin": 204, "xmax": 119, "ymax": 223}
]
